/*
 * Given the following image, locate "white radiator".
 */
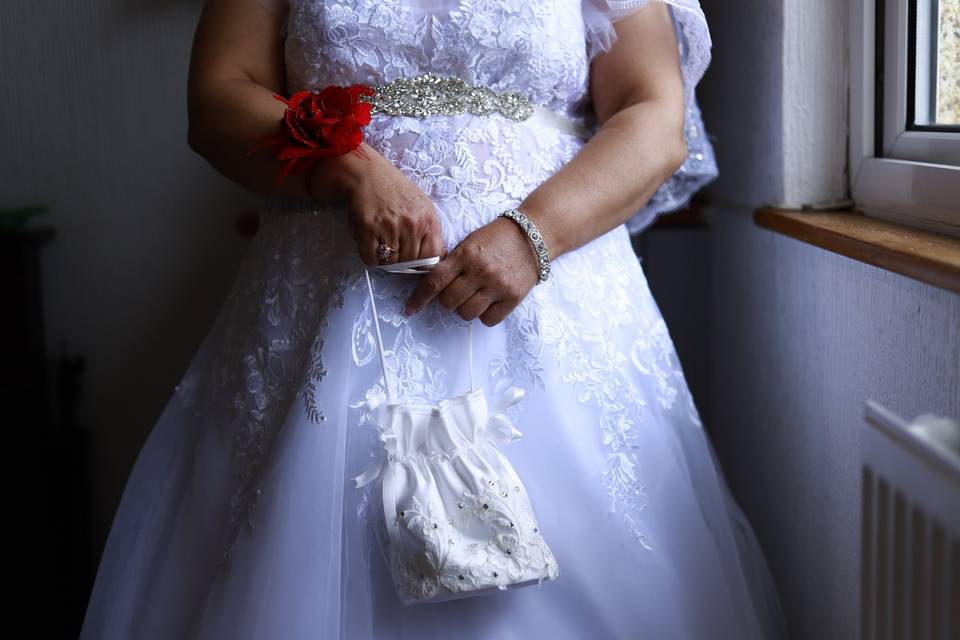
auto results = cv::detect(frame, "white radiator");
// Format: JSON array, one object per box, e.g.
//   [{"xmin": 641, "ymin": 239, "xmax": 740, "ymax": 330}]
[{"xmin": 861, "ymin": 401, "xmax": 960, "ymax": 640}]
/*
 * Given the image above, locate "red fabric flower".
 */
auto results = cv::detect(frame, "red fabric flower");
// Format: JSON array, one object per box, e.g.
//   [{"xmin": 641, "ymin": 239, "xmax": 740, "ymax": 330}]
[{"xmin": 245, "ymin": 84, "xmax": 375, "ymax": 185}]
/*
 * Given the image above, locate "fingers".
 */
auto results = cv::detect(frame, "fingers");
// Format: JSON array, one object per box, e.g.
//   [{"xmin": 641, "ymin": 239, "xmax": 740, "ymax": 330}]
[
  {"xmin": 398, "ymin": 226, "xmax": 421, "ymax": 263},
  {"xmin": 404, "ymin": 256, "xmax": 462, "ymax": 315},
  {"xmin": 478, "ymin": 300, "xmax": 512, "ymax": 327},
  {"xmin": 356, "ymin": 233, "xmax": 380, "ymax": 267},
  {"xmin": 349, "ymin": 210, "xmax": 384, "ymax": 267},
  {"xmin": 356, "ymin": 213, "xmax": 439, "ymax": 266},
  {"xmin": 419, "ymin": 222, "xmax": 448, "ymax": 260},
  {"xmin": 376, "ymin": 195, "xmax": 439, "ymax": 264},
  {"xmin": 364, "ymin": 227, "xmax": 399, "ymax": 266},
  {"xmin": 437, "ymin": 275, "xmax": 479, "ymax": 312},
  {"xmin": 350, "ymin": 206, "xmax": 400, "ymax": 267},
  {"xmin": 456, "ymin": 288, "xmax": 495, "ymax": 321},
  {"xmin": 412, "ymin": 200, "xmax": 445, "ymax": 261},
  {"xmin": 377, "ymin": 233, "xmax": 402, "ymax": 265}
]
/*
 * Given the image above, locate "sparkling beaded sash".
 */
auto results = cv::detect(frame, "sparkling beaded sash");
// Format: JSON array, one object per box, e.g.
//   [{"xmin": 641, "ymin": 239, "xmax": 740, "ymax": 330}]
[{"xmin": 359, "ymin": 72, "xmax": 591, "ymax": 140}]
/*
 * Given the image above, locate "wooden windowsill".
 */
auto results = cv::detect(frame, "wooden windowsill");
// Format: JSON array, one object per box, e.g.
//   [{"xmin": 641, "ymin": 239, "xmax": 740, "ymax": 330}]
[{"xmin": 754, "ymin": 208, "xmax": 960, "ymax": 294}]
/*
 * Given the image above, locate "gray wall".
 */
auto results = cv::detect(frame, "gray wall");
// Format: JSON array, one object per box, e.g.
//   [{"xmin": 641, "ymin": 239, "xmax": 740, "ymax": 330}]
[
  {"xmin": 639, "ymin": 2, "xmax": 960, "ymax": 639},
  {"xmin": 1, "ymin": 0, "xmax": 257, "ymax": 562}
]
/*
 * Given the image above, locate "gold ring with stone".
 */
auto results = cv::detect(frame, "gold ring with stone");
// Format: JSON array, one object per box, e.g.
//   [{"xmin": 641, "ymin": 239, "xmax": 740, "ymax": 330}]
[{"xmin": 377, "ymin": 242, "xmax": 398, "ymax": 264}]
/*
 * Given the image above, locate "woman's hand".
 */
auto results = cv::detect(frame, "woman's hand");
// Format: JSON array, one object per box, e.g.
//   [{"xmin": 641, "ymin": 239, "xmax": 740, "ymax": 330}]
[
  {"xmin": 313, "ymin": 144, "xmax": 449, "ymax": 266},
  {"xmin": 402, "ymin": 215, "xmax": 541, "ymax": 327}
]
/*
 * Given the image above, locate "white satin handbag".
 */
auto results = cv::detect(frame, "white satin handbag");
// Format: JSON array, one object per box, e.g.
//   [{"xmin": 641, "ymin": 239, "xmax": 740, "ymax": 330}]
[{"xmin": 354, "ymin": 264, "xmax": 561, "ymax": 605}]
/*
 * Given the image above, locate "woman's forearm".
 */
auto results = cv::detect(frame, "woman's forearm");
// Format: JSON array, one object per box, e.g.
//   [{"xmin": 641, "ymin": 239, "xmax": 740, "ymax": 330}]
[
  {"xmin": 186, "ymin": 72, "xmax": 684, "ymax": 250},
  {"xmin": 518, "ymin": 98, "xmax": 687, "ymax": 260},
  {"xmin": 186, "ymin": 77, "xmax": 369, "ymax": 203}
]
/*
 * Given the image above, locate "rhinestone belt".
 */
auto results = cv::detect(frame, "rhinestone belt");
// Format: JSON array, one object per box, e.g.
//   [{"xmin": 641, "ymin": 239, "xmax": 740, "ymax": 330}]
[{"xmin": 359, "ymin": 73, "xmax": 590, "ymax": 140}]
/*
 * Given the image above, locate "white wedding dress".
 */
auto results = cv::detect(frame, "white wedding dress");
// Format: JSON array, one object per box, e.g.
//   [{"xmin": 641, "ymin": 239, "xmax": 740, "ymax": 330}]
[{"xmin": 80, "ymin": 1, "xmax": 789, "ymax": 638}]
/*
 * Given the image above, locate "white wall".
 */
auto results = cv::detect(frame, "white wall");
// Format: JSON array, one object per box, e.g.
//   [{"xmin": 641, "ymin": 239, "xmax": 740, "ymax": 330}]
[
  {"xmin": 781, "ymin": 0, "xmax": 848, "ymax": 207},
  {"xmin": 1, "ymin": 0, "xmax": 256, "ymax": 562},
  {"xmin": 704, "ymin": 209, "xmax": 956, "ymax": 640}
]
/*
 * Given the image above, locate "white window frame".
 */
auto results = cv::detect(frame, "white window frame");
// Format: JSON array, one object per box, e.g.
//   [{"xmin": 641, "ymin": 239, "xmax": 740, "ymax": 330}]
[{"xmin": 849, "ymin": 0, "xmax": 960, "ymax": 238}]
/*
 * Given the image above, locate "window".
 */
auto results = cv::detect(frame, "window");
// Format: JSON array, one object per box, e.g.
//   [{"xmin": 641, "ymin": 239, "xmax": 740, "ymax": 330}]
[
  {"xmin": 850, "ymin": 0, "xmax": 960, "ymax": 236},
  {"xmin": 908, "ymin": 0, "xmax": 958, "ymax": 130}
]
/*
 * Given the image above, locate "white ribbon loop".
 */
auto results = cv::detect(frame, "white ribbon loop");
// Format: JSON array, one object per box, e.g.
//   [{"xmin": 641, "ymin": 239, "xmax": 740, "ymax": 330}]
[
  {"xmin": 483, "ymin": 386, "xmax": 526, "ymax": 444},
  {"xmin": 354, "ymin": 430, "xmax": 397, "ymax": 489}
]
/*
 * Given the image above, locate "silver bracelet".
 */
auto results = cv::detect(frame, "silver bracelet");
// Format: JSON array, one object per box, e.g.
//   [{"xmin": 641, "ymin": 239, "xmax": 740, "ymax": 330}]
[{"xmin": 497, "ymin": 208, "xmax": 551, "ymax": 284}]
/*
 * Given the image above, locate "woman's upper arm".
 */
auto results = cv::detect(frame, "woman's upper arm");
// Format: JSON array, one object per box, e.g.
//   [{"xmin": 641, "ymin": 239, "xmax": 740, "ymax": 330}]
[
  {"xmin": 188, "ymin": 0, "xmax": 288, "ymax": 102},
  {"xmin": 587, "ymin": 2, "xmax": 685, "ymax": 129}
]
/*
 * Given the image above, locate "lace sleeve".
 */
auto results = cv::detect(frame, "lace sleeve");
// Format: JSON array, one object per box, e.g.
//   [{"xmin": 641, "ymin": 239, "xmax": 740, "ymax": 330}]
[{"xmin": 581, "ymin": 0, "xmax": 718, "ymax": 235}]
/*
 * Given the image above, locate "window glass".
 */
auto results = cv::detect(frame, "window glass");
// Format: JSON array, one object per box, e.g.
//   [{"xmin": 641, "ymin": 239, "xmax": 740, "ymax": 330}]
[{"xmin": 913, "ymin": 0, "xmax": 959, "ymax": 127}]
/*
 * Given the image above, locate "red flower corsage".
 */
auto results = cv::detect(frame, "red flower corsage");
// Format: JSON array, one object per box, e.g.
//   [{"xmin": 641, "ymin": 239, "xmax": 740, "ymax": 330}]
[{"xmin": 245, "ymin": 84, "xmax": 375, "ymax": 185}]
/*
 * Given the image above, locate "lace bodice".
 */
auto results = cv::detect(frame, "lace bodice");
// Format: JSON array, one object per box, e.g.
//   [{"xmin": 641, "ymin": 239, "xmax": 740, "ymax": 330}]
[
  {"xmin": 285, "ymin": 0, "xmax": 594, "ymax": 121},
  {"xmin": 257, "ymin": 0, "xmax": 717, "ymax": 233}
]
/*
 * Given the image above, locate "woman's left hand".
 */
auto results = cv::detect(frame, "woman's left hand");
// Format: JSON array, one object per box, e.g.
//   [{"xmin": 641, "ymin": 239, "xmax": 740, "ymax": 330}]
[{"xmin": 403, "ymin": 216, "xmax": 542, "ymax": 326}]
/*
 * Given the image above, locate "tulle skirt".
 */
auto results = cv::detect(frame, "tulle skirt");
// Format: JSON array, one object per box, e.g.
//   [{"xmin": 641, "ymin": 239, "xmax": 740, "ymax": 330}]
[{"xmin": 80, "ymin": 205, "xmax": 788, "ymax": 639}]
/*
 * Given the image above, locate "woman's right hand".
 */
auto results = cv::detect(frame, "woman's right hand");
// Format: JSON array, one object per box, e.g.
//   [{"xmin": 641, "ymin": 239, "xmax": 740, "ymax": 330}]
[{"xmin": 310, "ymin": 143, "xmax": 448, "ymax": 267}]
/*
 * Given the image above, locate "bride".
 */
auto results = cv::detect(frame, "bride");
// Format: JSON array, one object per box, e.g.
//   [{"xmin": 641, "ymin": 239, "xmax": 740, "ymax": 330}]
[{"xmin": 80, "ymin": 0, "xmax": 789, "ymax": 638}]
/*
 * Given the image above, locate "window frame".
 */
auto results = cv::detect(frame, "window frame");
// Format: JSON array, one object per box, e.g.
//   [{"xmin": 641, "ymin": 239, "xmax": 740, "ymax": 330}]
[{"xmin": 850, "ymin": 0, "xmax": 960, "ymax": 238}]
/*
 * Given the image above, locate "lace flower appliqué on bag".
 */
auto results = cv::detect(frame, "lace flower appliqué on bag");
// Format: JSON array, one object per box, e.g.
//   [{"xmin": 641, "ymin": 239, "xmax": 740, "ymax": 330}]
[{"xmin": 388, "ymin": 477, "xmax": 559, "ymax": 602}]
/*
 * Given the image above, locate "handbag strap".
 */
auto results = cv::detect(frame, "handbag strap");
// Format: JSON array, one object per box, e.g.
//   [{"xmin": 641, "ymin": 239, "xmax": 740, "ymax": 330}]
[{"xmin": 363, "ymin": 266, "xmax": 475, "ymax": 405}]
